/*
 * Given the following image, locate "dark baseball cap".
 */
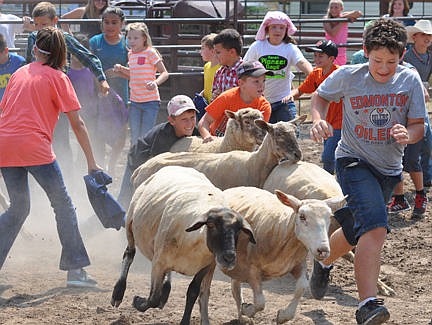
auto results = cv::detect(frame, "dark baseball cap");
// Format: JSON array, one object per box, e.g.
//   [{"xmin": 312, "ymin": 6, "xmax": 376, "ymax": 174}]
[
  {"xmin": 237, "ymin": 61, "xmax": 274, "ymax": 79},
  {"xmin": 305, "ymin": 40, "xmax": 338, "ymax": 58}
]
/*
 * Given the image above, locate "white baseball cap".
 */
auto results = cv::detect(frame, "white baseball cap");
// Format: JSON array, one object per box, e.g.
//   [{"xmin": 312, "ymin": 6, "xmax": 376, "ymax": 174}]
[{"xmin": 167, "ymin": 95, "xmax": 199, "ymax": 117}]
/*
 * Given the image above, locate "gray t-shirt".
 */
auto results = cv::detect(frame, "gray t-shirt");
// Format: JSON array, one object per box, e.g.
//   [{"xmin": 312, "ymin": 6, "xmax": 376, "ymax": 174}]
[{"xmin": 317, "ymin": 63, "xmax": 426, "ymax": 175}]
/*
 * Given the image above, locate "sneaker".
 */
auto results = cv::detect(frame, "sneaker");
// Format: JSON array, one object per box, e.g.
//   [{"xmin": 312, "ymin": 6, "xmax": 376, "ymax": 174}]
[
  {"xmin": 67, "ymin": 269, "xmax": 97, "ymax": 288},
  {"xmin": 413, "ymin": 193, "xmax": 427, "ymax": 215},
  {"xmin": 310, "ymin": 260, "xmax": 333, "ymax": 300},
  {"xmin": 355, "ymin": 298, "xmax": 390, "ymax": 325},
  {"xmin": 387, "ymin": 196, "xmax": 410, "ymax": 214}
]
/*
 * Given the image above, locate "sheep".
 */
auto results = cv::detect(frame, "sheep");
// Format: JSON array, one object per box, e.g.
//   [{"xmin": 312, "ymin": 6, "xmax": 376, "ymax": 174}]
[
  {"xmin": 170, "ymin": 108, "xmax": 266, "ymax": 153},
  {"xmin": 132, "ymin": 115, "xmax": 307, "ymax": 191},
  {"xmin": 111, "ymin": 166, "xmax": 256, "ymax": 325},
  {"xmin": 222, "ymin": 186, "xmax": 346, "ymax": 324},
  {"xmin": 263, "ymin": 160, "xmax": 396, "ymax": 296}
]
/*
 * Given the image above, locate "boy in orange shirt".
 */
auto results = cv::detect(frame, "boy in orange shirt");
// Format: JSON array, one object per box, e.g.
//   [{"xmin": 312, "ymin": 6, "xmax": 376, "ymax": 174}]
[
  {"xmin": 284, "ymin": 40, "xmax": 342, "ymax": 174},
  {"xmin": 198, "ymin": 60, "xmax": 272, "ymax": 142}
]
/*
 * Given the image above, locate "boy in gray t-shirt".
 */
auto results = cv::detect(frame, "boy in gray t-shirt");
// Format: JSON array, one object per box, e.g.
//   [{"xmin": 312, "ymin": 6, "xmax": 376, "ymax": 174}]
[{"xmin": 308, "ymin": 18, "xmax": 426, "ymax": 325}]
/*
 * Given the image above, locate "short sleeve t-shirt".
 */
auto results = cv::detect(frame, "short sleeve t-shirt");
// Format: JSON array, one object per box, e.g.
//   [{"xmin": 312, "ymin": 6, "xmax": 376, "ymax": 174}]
[
  {"xmin": 0, "ymin": 62, "xmax": 81, "ymax": 167},
  {"xmin": 244, "ymin": 40, "xmax": 304, "ymax": 103},
  {"xmin": 206, "ymin": 87, "xmax": 271, "ymax": 136},
  {"xmin": 317, "ymin": 64, "xmax": 426, "ymax": 175},
  {"xmin": 128, "ymin": 48, "xmax": 161, "ymax": 103}
]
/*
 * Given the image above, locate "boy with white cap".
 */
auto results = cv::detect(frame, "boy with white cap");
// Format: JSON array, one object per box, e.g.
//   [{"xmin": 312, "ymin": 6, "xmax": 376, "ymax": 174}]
[{"xmin": 117, "ymin": 95, "xmax": 200, "ymax": 208}]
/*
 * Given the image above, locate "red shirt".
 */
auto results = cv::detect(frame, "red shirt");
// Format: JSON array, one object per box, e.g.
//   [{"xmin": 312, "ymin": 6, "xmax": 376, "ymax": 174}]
[
  {"xmin": 0, "ymin": 62, "xmax": 80, "ymax": 166},
  {"xmin": 298, "ymin": 64, "xmax": 342, "ymax": 129}
]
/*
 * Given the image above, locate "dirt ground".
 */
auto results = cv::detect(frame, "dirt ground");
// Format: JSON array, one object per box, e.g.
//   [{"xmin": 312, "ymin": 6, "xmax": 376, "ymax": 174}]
[{"xmin": 0, "ymin": 134, "xmax": 431, "ymax": 325}]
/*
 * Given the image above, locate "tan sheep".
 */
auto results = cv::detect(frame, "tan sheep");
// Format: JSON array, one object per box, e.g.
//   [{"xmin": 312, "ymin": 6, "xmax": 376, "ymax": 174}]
[
  {"xmin": 132, "ymin": 116, "xmax": 307, "ymax": 190},
  {"xmin": 111, "ymin": 166, "xmax": 255, "ymax": 325},
  {"xmin": 222, "ymin": 186, "xmax": 346, "ymax": 324},
  {"xmin": 263, "ymin": 161, "xmax": 395, "ymax": 296},
  {"xmin": 170, "ymin": 108, "xmax": 266, "ymax": 153}
]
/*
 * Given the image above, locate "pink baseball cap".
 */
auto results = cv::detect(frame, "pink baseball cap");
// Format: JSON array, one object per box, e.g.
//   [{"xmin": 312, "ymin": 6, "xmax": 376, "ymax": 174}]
[{"xmin": 167, "ymin": 95, "xmax": 199, "ymax": 117}]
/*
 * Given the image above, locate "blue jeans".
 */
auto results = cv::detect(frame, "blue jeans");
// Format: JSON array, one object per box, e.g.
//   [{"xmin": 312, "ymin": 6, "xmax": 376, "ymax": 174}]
[
  {"xmin": 335, "ymin": 157, "xmax": 401, "ymax": 244},
  {"xmin": 421, "ymin": 121, "xmax": 432, "ymax": 184},
  {"xmin": 0, "ymin": 162, "xmax": 90, "ymax": 271},
  {"xmin": 117, "ymin": 164, "xmax": 133, "ymax": 210},
  {"xmin": 322, "ymin": 129, "xmax": 341, "ymax": 174},
  {"xmin": 270, "ymin": 100, "xmax": 296, "ymax": 123},
  {"xmin": 129, "ymin": 101, "xmax": 160, "ymax": 146}
]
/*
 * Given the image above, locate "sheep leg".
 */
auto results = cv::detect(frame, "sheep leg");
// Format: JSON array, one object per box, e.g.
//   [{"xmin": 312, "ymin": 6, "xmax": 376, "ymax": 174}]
[
  {"xmin": 276, "ymin": 265, "xmax": 308, "ymax": 323},
  {"xmin": 231, "ymin": 279, "xmax": 243, "ymax": 319},
  {"xmin": 159, "ymin": 272, "xmax": 172, "ymax": 308},
  {"xmin": 241, "ymin": 277, "xmax": 264, "ymax": 318},
  {"xmin": 198, "ymin": 263, "xmax": 216, "ymax": 325},
  {"xmin": 180, "ymin": 264, "xmax": 212, "ymax": 325},
  {"xmin": 111, "ymin": 246, "xmax": 136, "ymax": 307},
  {"xmin": 133, "ymin": 262, "xmax": 167, "ymax": 313}
]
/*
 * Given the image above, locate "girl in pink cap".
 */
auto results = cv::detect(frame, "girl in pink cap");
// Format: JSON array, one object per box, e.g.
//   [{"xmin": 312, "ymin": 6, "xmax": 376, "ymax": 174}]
[{"xmin": 244, "ymin": 10, "xmax": 312, "ymax": 123}]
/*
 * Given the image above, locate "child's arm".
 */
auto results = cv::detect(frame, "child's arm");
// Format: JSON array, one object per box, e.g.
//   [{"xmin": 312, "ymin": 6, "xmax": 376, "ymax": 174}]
[
  {"xmin": 323, "ymin": 19, "xmax": 345, "ymax": 37},
  {"xmin": 25, "ymin": 32, "xmax": 36, "ymax": 63},
  {"xmin": 282, "ymin": 88, "xmax": 303, "ymax": 103},
  {"xmin": 66, "ymin": 110, "xmax": 102, "ymax": 173},
  {"xmin": 145, "ymin": 60, "xmax": 169, "ymax": 90},
  {"xmin": 310, "ymin": 91, "xmax": 333, "ymax": 142},
  {"xmin": 64, "ymin": 33, "xmax": 109, "ymax": 95},
  {"xmin": 340, "ymin": 10, "xmax": 363, "ymax": 22},
  {"xmin": 391, "ymin": 118, "xmax": 425, "ymax": 145},
  {"xmin": 60, "ymin": 7, "xmax": 85, "ymax": 35},
  {"xmin": 198, "ymin": 113, "xmax": 216, "ymax": 143},
  {"xmin": 296, "ymin": 59, "xmax": 313, "ymax": 75},
  {"xmin": 113, "ymin": 64, "xmax": 130, "ymax": 79}
]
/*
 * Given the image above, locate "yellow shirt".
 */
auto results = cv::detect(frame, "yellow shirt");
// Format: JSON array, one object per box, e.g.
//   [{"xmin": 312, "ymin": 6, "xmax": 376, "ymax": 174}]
[{"xmin": 203, "ymin": 61, "xmax": 220, "ymax": 103}]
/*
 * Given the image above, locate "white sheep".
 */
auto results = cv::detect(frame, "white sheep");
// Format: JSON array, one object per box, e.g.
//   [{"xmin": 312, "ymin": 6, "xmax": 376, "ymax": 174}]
[
  {"xmin": 132, "ymin": 116, "xmax": 307, "ymax": 191},
  {"xmin": 222, "ymin": 186, "xmax": 346, "ymax": 324},
  {"xmin": 263, "ymin": 160, "xmax": 396, "ymax": 296},
  {"xmin": 111, "ymin": 166, "xmax": 255, "ymax": 325},
  {"xmin": 170, "ymin": 108, "xmax": 266, "ymax": 153}
]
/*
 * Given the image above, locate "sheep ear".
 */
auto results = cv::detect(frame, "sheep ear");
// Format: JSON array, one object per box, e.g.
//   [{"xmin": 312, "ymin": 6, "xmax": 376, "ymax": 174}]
[
  {"xmin": 290, "ymin": 114, "xmax": 307, "ymax": 126},
  {"xmin": 254, "ymin": 119, "xmax": 270, "ymax": 132},
  {"xmin": 225, "ymin": 110, "xmax": 236, "ymax": 119},
  {"xmin": 185, "ymin": 217, "xmax": 207, "ymax": 232},
  {"xmin": 241, "ymin": 220, "xmax": 256, "ymax": 244},
  {"xmin": 275, "ymin": 190, "xmax": 301, "ymax": 212},
  {"xmin": 324, "ymin": 195, "xmax": 348, "ymax": 213}
]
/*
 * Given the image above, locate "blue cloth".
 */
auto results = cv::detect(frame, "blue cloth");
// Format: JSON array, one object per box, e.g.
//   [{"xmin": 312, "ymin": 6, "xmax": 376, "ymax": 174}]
[
  {"xmin": 0, "ymin": 161, "xmax": 91, "ymax": 270},
  {"xmin": 84, "ymin": 170, "xmax": 125, "ymax": 230},
  {"xmin": 0, "ymin": 53, "xmax": 25, "ymax": 100},
  {"xmin": 269, "ymin": 100, "xmax": 297, "ymax": 123},
  {"xmin": 335, "ymin": 157, "xmax": 401, "ymax": 244},
  {"xmin": 192, "ymin": 93, "xmax": 208, "ymax": 121},
  {"xmin": 129, "ymin": 100, "xmax": 160, "ymax": 146}
]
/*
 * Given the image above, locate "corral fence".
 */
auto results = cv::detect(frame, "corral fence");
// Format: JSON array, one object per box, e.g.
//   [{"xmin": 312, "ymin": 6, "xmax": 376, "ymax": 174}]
[{"xmin": 3, "ymin": 0, "xmax": 432, "ymax": 115}]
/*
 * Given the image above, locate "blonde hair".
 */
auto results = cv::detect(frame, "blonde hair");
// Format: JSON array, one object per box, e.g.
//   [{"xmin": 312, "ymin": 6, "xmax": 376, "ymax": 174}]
[
  {"xmin": 201, "ymin": 33, "xmax": 218, "ymax": 49},
  {"xmin": 84, "ymin": 0, "xmax": 109, "ymax": 18},
  {"xmin": 326, "ymin": 0, "xmax": 344, "ymax": 18},
  {"xmin": 126, "ymin": 22, "xmax": 152, "ymax": 48},
  {"xmin": 36, "ymin": 27, "xmax": 67, "ymax": 70},
  {"xmin": 32, "ymin": 1, "xmax": 57, "ymax": 19}
]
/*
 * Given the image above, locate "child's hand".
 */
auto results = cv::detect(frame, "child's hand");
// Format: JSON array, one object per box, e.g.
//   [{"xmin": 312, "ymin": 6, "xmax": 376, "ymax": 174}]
[
  {"xmin": 282, "ymin": 95, "xmax": 294, "ymax": 104},
  {"xmin": 99, "ymin": 80, "xmax": 110, "ymax": 96},
  {"xmin": 310, "ymin": 119, "xmax": 333, "ymax": 142},
  {"xmin": 145, "ymin": 81, "xmax": 157, "ymax": 90},
  {"xmin": 202, "ymin": 136, "xmax": 215, "ymax": 143},
  {"xmin": 113, "ymin": 64, "xmax": 123, "ymax": 73},
  {"xmin": 390, "ymin": 124, "xmax": 410, "ymax": 144}
]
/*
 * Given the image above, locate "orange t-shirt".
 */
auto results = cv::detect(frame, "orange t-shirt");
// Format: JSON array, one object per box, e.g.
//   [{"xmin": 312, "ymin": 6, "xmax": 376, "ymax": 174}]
[
  {"xmin": 298, "ymin": 65, "xmax": 342, "ymax": 130},
  {"xmin": 206, "ymin": 87, "xmax": 271, "ymax": 136},
  {"xmin": 0, "ymin": 62, "xmax": 81, "ymax": 167}
]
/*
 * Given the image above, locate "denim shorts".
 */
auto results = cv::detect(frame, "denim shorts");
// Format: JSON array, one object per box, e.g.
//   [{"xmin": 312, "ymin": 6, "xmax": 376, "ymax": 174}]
[
  {"xmin": 269, "ymin": 100, "xmax": 297, "ymax": 123},
  {"xmin": 335, "ymin": 157, "xmax": 402, "ymax": 244}
]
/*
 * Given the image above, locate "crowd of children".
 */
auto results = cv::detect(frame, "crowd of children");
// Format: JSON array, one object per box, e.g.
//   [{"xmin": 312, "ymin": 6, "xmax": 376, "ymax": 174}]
[{"xmin": 0, "ymin": 2, "xmax": 431, "ymax": 324}]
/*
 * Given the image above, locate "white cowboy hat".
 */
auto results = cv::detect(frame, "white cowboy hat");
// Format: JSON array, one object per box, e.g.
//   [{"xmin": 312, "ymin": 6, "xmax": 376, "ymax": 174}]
[{"xmin": 406, "ymin": 20, "xmax": 432, "ymax": 43}]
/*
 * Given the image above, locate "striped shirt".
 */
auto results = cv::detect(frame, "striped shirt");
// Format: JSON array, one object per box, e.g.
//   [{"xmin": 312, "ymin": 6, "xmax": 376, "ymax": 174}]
[{"xmin": 128, "ymin": 48, "xmax": 161, "ymax": 103}]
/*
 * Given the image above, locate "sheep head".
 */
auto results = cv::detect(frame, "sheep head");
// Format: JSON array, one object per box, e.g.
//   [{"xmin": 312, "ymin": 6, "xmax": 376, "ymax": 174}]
[
  {"xmin": 275, "ymin": 190, "xmax": 346, "ymax": 261},
  {"xmin": 186, "ymin": 207, "xmax": 256, "ymax": 271},
  {"xmin": 225, "ymin": 108, "xmax": 266, "ymax": 149}
]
